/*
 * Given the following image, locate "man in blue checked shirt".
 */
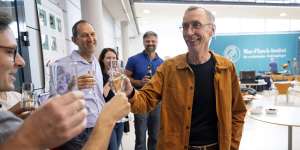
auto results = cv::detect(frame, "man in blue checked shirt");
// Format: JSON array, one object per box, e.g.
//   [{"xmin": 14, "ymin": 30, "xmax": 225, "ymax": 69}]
[{"xmin": 50, "ymin": 20, "xmax": 105, "ymax": 150}]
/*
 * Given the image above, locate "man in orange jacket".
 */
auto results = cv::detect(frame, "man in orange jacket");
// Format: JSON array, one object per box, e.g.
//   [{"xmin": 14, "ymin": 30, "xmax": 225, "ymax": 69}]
[{"xmin": 124, "ymin": 6, "xmax": 247, "ymax": 150}]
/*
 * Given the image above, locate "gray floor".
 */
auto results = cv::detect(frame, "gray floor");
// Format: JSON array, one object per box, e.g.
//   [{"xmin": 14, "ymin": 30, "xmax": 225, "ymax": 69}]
[{"xmin": 120, "ymin": 91, "xmax": 300, "ymax": 150}]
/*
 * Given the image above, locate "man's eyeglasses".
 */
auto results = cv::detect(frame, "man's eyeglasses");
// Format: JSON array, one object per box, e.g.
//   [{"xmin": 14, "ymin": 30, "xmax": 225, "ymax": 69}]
[
  {"xmin": 0, "ymin": 45, "xmax": 17, "ymax": 62},
  {"xmin": 180, "ymin": 21, "xmax": 213, "ymax": 32}
]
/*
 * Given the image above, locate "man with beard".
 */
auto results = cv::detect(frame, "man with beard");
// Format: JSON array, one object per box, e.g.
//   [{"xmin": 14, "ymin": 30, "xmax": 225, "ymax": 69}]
[
  {"xmin": 123, "ymin": 6, "xmax": 246, "ymax": 150},
  {"xmin": 125, "ymin": 31, "xmax": 163, "ymax": 150}
]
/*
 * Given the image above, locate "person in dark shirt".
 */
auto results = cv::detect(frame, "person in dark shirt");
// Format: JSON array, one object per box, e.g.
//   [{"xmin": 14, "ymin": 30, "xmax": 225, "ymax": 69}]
[
  {"xmin": 122, "ymin": 6, "xmax": 246, "ymax": 150},
  {"xmin": 99, "ymin": 48, "xmax": 124, "ymax": 150},
  {"xmin": 269, "ymin": 58, "xmax": 278, "ymax": 73}
]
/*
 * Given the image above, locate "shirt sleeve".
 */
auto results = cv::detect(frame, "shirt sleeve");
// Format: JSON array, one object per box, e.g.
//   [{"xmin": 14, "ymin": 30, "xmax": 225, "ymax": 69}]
[
  {"xmin": 0, "ymin": 111, "xmax": 22, "ymax": 144},
  {"xmin": 125, "ymin": 57, "xmax": 135, "ymax": 73}
]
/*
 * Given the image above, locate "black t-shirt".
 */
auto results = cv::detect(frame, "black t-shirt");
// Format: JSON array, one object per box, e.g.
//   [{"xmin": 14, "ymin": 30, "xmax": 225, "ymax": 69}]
[{"xmin": 188, "ymin": 56, "xmax": 218, "ymax": 146}]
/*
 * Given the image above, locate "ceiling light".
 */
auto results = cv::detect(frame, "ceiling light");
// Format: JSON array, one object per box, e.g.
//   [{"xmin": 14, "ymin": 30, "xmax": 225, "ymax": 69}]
[
  {"xmin": 143, "ymin": 9, "xmax": 150, "ymax": 14},
  {"xmin": 280, "ymin": 12, "xmax": 287, "ymax": 17}
]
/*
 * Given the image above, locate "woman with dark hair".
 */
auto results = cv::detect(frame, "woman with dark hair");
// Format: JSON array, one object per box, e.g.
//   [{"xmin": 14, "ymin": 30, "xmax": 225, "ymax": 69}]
[{"xmin": 99, "ymin": 48, "xmax": 124, "ymax": 150}]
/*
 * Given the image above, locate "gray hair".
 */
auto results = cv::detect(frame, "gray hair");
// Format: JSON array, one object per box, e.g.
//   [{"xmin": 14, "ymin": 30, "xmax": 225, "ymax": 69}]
[
  {"xmin": 143, "ymin": 31, "xmax": 157, "ymax": 39},
  {"xmin": 0, "ymin": 11, "xmax": 12, "ymax": 32},
  {"xmin": 185, "ymin": 6, "xmax": 215, "ymax": 24},
  {"xmin": 72, "ymin": 19, "xmax": 89, "ymax": 38}
]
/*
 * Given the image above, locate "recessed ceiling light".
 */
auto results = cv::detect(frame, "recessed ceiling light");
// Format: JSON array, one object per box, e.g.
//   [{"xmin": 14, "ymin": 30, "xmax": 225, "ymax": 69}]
[
  {"xmin": 280, "ymin": 12, "xmax": 287, "ymax": 17},
  {"xmin": 143, "ymin": 9, "xmax": 150, "ymax": 14}
]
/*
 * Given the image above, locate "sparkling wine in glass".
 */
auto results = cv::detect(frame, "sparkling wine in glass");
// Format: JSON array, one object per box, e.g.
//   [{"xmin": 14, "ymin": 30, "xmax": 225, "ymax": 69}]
[
  {"xmin": 109, "ymin": 60, "xmax": 126, "ymax": 94},
  {"xmin": 87, "ymin": 63, "xmax": 96, "ymax": 95},
  {"xmin": 21, "ymin": 82, "xmax": 36, "ymax": 111}
]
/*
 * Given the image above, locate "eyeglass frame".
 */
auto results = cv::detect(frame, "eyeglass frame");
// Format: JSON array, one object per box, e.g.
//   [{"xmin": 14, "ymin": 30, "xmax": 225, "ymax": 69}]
[
  {"xmin": 0, "ymin": 44, "xmax": 17, "ymax": 62},
  {"xmin": 179, "ymin": 21, "xmax": 214, "ymax": 32}
]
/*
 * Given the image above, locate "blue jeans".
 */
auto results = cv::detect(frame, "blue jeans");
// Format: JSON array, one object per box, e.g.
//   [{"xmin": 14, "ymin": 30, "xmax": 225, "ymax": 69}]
[
  {"xmin": 134, "ymin": 105, "xmax": 161, "ymax": 150},
  {"xmin": 108, "ymin": 122, "xmax": 124, "ymax": 150},
  {"xmin": 57, "ymin": 127, "xmax": 93, "ymax": 150}
]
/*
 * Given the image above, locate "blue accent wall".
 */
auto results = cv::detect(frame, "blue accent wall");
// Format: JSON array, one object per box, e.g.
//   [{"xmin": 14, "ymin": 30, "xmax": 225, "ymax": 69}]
[{"xmin": 210, "ymin": 32, "xmax": 300, "ymax": 73}]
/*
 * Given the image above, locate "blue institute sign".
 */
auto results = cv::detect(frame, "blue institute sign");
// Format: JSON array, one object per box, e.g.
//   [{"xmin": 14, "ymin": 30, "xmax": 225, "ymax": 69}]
[{"xmin": 210, "ymin": 32, "xmax": 300, "ymax": 73}]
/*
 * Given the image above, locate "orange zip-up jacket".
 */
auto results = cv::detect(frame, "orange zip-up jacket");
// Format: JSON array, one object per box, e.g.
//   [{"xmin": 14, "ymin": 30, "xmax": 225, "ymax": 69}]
[{"xmin": 130, "ymin": 52, "xmax": 247, "ymax": 150}]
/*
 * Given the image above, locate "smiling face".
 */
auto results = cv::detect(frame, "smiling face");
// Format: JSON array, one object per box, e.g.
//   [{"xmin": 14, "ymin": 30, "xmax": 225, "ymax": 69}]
[
  {"xmin": 73, "ymin": 22, "xmax": 97, "ymax": 54},
  {"xmin": 182, "ymin": 8, "xmax": 215, "ymax": 52},
  {"xmin": 0, "ymin": 28, "xmax": 25, "ymax": 91},
  {"xmin": 103, "ymin": 51, "xmax": 117, "ymax": 71},
  {"xmin": 143, "ymin": 35, "xmax": 157, "ymax": 52}
]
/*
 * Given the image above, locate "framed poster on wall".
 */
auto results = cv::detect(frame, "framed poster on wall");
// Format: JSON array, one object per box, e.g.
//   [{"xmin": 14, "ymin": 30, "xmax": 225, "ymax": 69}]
[
  {"xmin": 41, "ymin": 34, "xmax": 49, "ymax": 50},
  {"xmin": 49, "ymin": 13, "xmax": 56, "ymax": 30},
  {"xmin": 56, "ymin": 17, "xmax": 62, "ymax": 32},
  {"xmin": 50, "ymin": 36, "xmax": 57, "ymax": 51},
  {"xmin": 38, "ymin": 8, "xmax": 47, "ymax": 26},
  {"xmin": 36, "ymin": 0, "xmax": 67, "ymax": 92}
]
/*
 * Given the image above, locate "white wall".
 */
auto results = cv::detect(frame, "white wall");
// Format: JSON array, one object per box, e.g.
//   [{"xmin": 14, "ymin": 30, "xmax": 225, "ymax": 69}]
[
  {"xmin": 24, "ymin": 0, "xmax": 44, "ymax": 90},
  {"xmin": 63, "ymin": 0, "xmax": 82, "ymax": 53},
  {"xmin": 114, "ymin": 22, "xmax": 123, "ymax": 60},
  {"xmin": 102, "ymin": 5, "xmax": 116, "ymax": 49}
]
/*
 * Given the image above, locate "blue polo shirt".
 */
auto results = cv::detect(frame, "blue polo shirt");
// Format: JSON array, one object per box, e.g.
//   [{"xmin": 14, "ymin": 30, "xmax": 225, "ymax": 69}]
[{"xmin": 126, "ymin": 51, "xmax": 163, "ymax": 89}]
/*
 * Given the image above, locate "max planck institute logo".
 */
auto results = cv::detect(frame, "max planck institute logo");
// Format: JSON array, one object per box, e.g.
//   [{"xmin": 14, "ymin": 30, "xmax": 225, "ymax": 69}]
[{"xmin": 224, "ymin": 45, "xmax": 240, "ymax": 63}]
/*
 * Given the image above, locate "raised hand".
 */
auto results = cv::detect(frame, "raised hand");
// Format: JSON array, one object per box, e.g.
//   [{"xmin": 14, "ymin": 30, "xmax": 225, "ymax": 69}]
[{"xmin": 10, "ymin": 91, "xmax": 87, "ymax": 149}]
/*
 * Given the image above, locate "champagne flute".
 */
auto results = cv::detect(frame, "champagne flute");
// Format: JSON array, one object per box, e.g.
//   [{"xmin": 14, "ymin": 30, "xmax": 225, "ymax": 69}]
[
  {"xmin": 87, "ymin": 63, "xmax": 96, "ymax": 95},
  {"xmin": 109, "ymin": 60, "xmax": 126, "ymax": 94},
  {"xmin": 21, "ymin": 82, "xmax": 36, "ymax": 111}
]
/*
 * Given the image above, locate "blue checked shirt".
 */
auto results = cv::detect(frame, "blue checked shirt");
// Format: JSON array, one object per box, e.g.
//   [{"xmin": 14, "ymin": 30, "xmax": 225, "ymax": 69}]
[{"xmin": 50, "ymin": 50, "xmax": 105, "ymax": 128}]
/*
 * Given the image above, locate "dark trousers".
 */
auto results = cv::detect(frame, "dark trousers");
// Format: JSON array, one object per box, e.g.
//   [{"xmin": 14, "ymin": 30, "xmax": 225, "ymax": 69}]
[
  {"xmin": 134, "ymin": 105, "xmax": 161, "ymax": 150},
  {"xmin": 108, "ymin": 122, "xmax": 124, "ymax": 150},
  {"xmin": 57, "ymin": 127, "xmax": 93, "ymax": 150}
]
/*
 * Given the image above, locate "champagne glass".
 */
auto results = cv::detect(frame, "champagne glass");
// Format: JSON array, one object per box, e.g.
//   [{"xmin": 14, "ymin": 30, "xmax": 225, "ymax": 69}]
[
  {"xmin": 71, "ymin": 62, "xmax": 95, "ymax": 96},
  {"xmin": 87, "ymin": 63, "xmax": 96, "ymax": 95},
  {"xmin": 21, "ymin": 82, "xmax": 36, "ymax": 111},
  {"xmin": 109, "ymin": 60, "xmax": 126, "ymax": 94},
  {"xmin": 49, "ymin": 62, "xmax": 78, "ymax": 96}
]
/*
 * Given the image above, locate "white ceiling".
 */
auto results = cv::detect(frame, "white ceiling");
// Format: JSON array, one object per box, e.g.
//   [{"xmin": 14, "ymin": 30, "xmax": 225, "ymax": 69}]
[{"xmin": 134, "ymin": 2, "xmax": 300, "ymax": 23}]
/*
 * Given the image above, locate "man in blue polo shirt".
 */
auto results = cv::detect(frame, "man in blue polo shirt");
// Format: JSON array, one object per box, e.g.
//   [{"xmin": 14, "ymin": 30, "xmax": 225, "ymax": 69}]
[{"xmin": 125, "ymin": 31, "xmax": 163, "ymax": 150}]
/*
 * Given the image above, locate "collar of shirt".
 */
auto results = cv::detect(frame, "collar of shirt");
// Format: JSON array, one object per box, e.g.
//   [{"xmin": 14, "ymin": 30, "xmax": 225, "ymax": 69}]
[
  {"xmin": 176, "ymin": 51, "xmax": 230, "ymax": 71},
  {"xmin": 70, "ymin": 50, "xmax": 97, "ymax": 65},
  {"xmin": 142, "ymin": 50, "xmax": 160, "ymax": 61}
]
